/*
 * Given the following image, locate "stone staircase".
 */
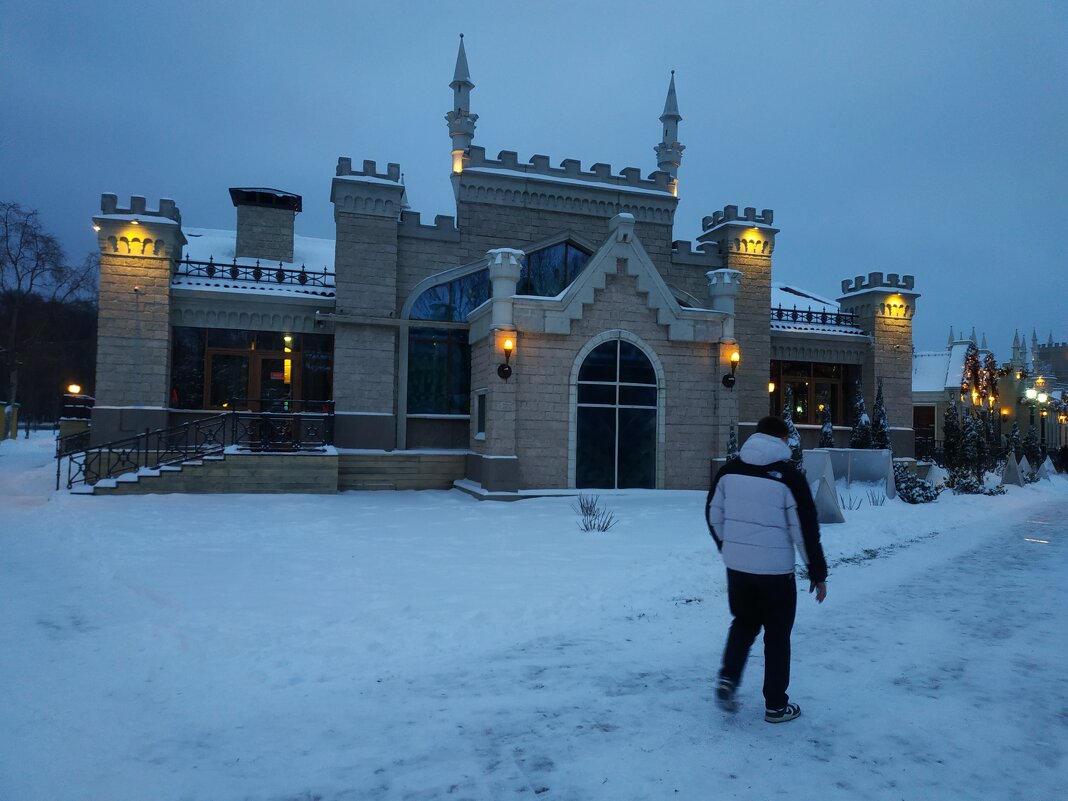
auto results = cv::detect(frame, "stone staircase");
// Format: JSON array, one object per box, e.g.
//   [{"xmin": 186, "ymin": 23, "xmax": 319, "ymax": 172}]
[{"xmin": 88, "ymin": 451, "xmax": 339, "ymax": 495}]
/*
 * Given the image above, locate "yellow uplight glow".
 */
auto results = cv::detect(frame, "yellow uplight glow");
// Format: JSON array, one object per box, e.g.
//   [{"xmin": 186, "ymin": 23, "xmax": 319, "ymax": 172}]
[
  {"xmin": 452, "ymin": 151, "xmax": 464, "ymax": 173},
  {"xmin": 503, "ymin": 338, "xmax": 514, "ymax": 354},
  {"xmin": 283, "ymin": 334, "xmax": 293, "ymax": 343},
  {"xmin": 284, "ymin": 358, "xmax": 292, "ymax": 385},
  {"xmin": 768, "ymin": 382, "xmax": 775, "ymax": 393},
  {"xmin": 67, "ymin": 384, "xmax": 82, "ymax": 395}
]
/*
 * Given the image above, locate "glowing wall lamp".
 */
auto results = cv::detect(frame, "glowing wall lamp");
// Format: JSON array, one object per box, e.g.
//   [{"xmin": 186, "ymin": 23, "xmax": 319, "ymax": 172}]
[
  {"xmin": 497, "ymin": 337, "xmax": 514, "ymax": 380},
  {"xmin": 722, "ymin": 350, "xmax": 740, "ymax": 389},
  {"xmin": 67, "ymin": 384, "xmax": 82, "ymax": 395}
]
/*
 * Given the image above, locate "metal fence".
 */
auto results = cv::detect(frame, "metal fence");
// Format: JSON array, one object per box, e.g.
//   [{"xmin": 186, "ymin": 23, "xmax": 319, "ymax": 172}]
[{"xmin": 172, "ymin": 257, "xmax": 334, "ymax": 293}]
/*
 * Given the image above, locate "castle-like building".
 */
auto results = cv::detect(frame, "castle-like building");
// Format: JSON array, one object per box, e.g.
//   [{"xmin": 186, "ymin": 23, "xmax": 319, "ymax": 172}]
[{"xmin": 88, "ymin": 38, "xmax": 919, "ymax": 492}]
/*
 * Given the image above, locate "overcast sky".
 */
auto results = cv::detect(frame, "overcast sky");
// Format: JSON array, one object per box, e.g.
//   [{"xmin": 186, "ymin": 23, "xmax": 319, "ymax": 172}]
[{"xmin": 2, "ymin": 0, "xmax": 1065, "ymax": 356}]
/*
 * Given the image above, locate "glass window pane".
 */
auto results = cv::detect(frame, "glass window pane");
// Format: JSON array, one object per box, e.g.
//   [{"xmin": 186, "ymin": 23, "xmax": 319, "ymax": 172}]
[
  {"xmin": 256, "ymin": 331, "xmax": 287, "ymax": 352},
  {"xmin": 578, "ymin": 384, "xmax": 616, "ymax": 405},
  {"xmin": 618, "ymin": 341, "xmax": 655, "ymax": 385},
  {"xmin": 565, "ymin": 244, "xmax": 590, "ymax": 283},
  {"xmin": 210, "ymin": 355, "xmax": 248, "ymax": 408},
  {"xmin": 788, "ymin": 381, "xmax": 810, "ymax": 423},
  {"xmin": 576, "ymin": 406, "xmax": 616, "ymax": 488},
  {"xmin": 476, "ymin": 393, "xmax": 486, "ymax": 434},
  {"xmin": 452, "ymin": 270, "xmax": 490, "ymax": 320},
  {"xmin": 782, "ymin": 361, "xmax": 811, "ymax": 378},
  {"xmin": 578, "ymin": 341, "xmax": 618, "ymax": 382},
  {"xmin": 208, "ymin": 329, "xmax": 253, "ymax": 349},
  {"xmin": 448, "ymin": 334, "xmax": 471, "ymax": 414},
  {"xmin": 410, "ymin": 283, "xmax": 452, "ymax": 321},
  {"xmin": 814, "ymin": 383, "xmax": 837, "ymax": 421},
  {"xmin": 528, "ymin": 243, "xmax": 567, "ymax": 297},
  {"xmin": 617, "ymin": 408, "xmax": 656, "ymax": 488},
  {"xmin": 407, "ymin": 328, "xmax": 449, "ymax": 413},
  {"xmin": 812, "ymin": 363, "xmax": 841, "ymax": 379},
  {"xmin": 619, "ymin": 385, "xmax": 657, "ymax": 406},
  {"xmin": 170, "ymin": 327, "xmax": 205, "ymax": 409},
  {"xmin": 301, "ymin": 334, "xmax": 333, "ymax": 406}
]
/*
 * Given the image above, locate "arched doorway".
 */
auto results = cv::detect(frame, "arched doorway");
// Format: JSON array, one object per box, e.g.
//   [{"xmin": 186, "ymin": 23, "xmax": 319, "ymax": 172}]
[{"xmin": 574, "ymin": 336, "xmax": 659, "ymax": 488}]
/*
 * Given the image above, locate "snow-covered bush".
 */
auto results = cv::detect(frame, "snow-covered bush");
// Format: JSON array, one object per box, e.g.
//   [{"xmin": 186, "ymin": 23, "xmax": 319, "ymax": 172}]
[
  {"xmin": 849, "ymin": 383, "xmax": 873, "ymax": 449},
  {"xmin": 818, "ymin": 405, "xmax": 834, "ymax": 448},
  {"xmin": 893, "ymin": 463, "xmax": 939, "ymax": 504},
  {"xmin": 872, "ymin": 379, "xmax": 891, "ymax": 452},
  {"xmin": 782, "ymin": 386, "xmax": 804, "ymax": 472}
]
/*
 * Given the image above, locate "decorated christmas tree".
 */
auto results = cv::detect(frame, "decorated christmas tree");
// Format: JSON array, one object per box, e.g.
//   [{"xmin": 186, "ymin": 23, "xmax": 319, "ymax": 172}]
[
  {"xmin": 818, "ymin": 404, "xmax": 834, "ymax": 448},
  {"xmin": 942, "ymin": 403, "xmax": 963, "ymax": 478},
  {"xmin": 782, "ymin": 386, "xmax": 804, "ymax": 471},
  {"xmin": 872, "ymin": 378, "xmax": 891, "ymax": 451},
  {"xmin": 849, "ymin": 382, "xmax": 873, "ymax": 449},
  {"xmin": 1022, "ymin": 424, "xmax": 1042, "ymax": 471},
  {"xmin": 961, "ymin": 342, "xmax": 981, "ymax": 406}
]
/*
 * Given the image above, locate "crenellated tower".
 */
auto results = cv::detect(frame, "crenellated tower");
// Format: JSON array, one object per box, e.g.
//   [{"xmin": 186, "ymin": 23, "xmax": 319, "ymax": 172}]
[
  {"xmin": 91, "ymin": 194, "xmax": 187, "ymax": 442},
  {"xmin": 837, "ymin": 272, "xmax": 920, "ymax": 439},
  {"xmin": 445, "ymin": 34, "xmax": 478, "ymax": 174},
  {"xmin": 654, "ymin": 71, "xmax": 684, "ymax": 197}
]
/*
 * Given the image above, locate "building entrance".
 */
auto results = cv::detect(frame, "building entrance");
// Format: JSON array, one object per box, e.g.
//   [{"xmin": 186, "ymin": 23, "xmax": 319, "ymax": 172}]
[{"xmin": 575, "ymin": 338, "xmax": 657, "ymax": 489}]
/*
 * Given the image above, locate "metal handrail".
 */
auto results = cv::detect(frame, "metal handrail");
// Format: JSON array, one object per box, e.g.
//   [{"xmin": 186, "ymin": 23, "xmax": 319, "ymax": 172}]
[
  {"xmin": 772, "ymin": 305, "xmax": 860, "ymax": 329},
  {"xmin": 172, "ymin": 257, "xmax": 335, "ymax": 292},
  {"xmin": 56, "ymin": 407, "xmax": 335, "ymax": 490}
]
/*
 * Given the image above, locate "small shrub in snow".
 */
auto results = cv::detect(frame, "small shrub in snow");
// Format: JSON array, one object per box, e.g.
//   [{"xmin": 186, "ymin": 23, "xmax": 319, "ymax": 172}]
[
  {"xmin": 572, "ymin": 494, "xmax": 618, "ymax": 532},
  {"xmin": 866, "ymin": 488, "xmax": 887, "ymax": 507},
  {"xmin": 893, "ymin": 463, "xmax": 938, "ymax": 504},
  {"xmin": 839, "ymin": 493, "xmax": 864, "ymax": 510},
  {"xmin": 850, "ymin": 382, "xmax": 873, "ymax": 450}
]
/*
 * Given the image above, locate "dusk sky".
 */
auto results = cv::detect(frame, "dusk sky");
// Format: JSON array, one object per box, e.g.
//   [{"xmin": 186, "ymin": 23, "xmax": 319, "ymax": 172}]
[{"xmin": 2, "ymin": 1, "xmax": 1065, "ymax": 356}]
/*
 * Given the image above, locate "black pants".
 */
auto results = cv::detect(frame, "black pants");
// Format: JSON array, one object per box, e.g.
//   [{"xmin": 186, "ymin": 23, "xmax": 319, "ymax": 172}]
[{"xmin": 720, "ymin": 569, "xmax": 797, "ymax": 709}]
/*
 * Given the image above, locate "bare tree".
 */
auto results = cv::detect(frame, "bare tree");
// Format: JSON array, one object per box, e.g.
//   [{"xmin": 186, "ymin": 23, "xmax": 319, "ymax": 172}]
[{"xmin": 1, "ymin": 201, "xmax": 96, "ymax": 404}]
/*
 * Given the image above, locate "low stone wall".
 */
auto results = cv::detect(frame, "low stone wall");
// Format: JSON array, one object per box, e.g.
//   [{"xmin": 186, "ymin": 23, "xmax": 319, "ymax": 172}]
[{"xmin": 338, "ymin": 450, "xmax": 466, "ymax": 490}]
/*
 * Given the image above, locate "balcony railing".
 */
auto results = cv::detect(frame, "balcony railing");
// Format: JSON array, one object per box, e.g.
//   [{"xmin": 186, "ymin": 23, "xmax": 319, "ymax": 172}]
[
  {"xmin": 772, "ymin": 306, "xmax": 860, "ymax": 330},
  {"xmin": 172, "ymin": 257, "xmax": 334, "ymax": 292}
]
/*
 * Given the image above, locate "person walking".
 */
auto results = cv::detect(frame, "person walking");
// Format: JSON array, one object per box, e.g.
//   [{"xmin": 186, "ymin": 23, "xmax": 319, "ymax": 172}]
[{"xmin": 705, "ymin": 415, "xmax": 828, "ymax": 723}]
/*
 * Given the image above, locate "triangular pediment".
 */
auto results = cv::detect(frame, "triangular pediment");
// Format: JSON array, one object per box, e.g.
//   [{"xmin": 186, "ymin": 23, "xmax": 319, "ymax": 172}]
[{"xmin": 510, "ymin": 214, "xmax": 727, "ymax": 342}]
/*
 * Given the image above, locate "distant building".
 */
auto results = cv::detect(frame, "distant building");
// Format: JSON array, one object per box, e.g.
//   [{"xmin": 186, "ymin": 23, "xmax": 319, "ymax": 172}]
[
  {"xmin": 88, "ymin": 38, "xmax": 918, "ymax": 492},
  {"xmin": 912, "ymin": 328, "xmax": 1068, "ymax": 458}
]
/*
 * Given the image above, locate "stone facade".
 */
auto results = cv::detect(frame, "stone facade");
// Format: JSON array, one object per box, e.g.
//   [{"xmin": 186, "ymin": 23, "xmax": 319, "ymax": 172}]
[{"xmin": 87, "ymin": 38, "xmax": 919, "ymax": 491}]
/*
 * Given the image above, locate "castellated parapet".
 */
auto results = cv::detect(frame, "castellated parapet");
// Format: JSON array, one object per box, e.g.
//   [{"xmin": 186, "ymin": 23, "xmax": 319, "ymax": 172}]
[
  {"xmin": 697, "ymin": 205, "xmax": 778, "ymax": 258},
  {"xmin": 95, "ymin": 194, "xmax": 186, "ymax": 259},
  {"xmin": 398, "ymin": 211, "xmax": 460, "ymax": 242},
  {"xmin": 702, "ymin": 206, "xmax": 775, "ymax": 231},
  {"xmin": 331, "ymin": 158, "xmax": 405, "ymax": 219},
  {"xmin": 840, "ymin": 272, "xmax": 915, "ymax": 294},
  {"xmin": 454, "ymin": 147, "xmax": 679, "ymax": 226}
]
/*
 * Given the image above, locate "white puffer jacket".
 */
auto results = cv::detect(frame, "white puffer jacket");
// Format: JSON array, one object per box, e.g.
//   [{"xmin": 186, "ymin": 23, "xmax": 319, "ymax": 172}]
[{"xmin": 705, "ymin": 433, "xmax": 827, "ymax": 581}]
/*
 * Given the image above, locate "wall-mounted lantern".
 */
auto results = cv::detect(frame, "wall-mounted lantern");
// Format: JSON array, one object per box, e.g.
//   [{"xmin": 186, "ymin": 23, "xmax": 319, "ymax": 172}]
[
  {"xmin": 497, "ymin": 337, "xmax": 514, "ymax": 380},
  {"xmin": 722, "ymin": 350, "xmax": 740, "ymax": 389}
]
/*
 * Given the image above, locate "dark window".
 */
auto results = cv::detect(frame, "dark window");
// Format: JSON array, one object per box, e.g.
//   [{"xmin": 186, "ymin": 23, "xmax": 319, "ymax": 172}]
[
  {"xmin": 170, "ymin": 326, "xmax": 333, "ymax": 410},
  {"xmin": 770, "ymin": 360, "xmax": 858, "ymax": 425},
  {"xmin": 518, "ymin": 242, "xmax": 591, "ymax": 297},
  {"xmin": 171, "ymin": 327, "xmax": 206, "ymax": 409},
  {"xmin": 576, "ymin": 338, "xmax": 658, "ymax": 488},
  {"xmin": 407, "ymin": 327, "xmax": 470, "ymax": 414},
  {"xmin": 476, "ymin": 392, "xmax": 486, "ymax": 435}
]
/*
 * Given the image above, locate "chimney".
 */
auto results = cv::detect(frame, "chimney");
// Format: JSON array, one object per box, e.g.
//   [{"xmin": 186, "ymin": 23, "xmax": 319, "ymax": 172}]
[{"xmin": 229, "ymin": 187, "xmax": 302, "ymax": 263}]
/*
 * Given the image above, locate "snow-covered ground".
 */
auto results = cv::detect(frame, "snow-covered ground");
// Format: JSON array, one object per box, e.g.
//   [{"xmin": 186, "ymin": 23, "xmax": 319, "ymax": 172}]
[{"xmin": 2, "ymin": 433, "xmax": 1066, "ymax": 801}]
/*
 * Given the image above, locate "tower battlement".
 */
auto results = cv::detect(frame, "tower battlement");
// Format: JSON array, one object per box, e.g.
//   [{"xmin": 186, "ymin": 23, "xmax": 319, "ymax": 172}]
[
  {"xmin": 336, "ymin": 158, "xmax": 402, "ymax": 183},
  {"xmin": 99, "ymin": 194, "xmax": 181, "ymax": 225},
  {"xmin": 463, "ymin": 147, "xmax": 675, "ymax": 194},
  {"xmin": 840, "ymin": 272, "xmax": 915, "ymax": 295},
  {"xmin": 701, "ymin": 206, "xmax": 774, "ymax": 231}
]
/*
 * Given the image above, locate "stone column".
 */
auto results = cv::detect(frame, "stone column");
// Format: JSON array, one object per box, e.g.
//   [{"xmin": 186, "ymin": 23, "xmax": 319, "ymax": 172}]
[{"xmin": 91, "ymin": 194, "xmax": 186, "ymax": 444}]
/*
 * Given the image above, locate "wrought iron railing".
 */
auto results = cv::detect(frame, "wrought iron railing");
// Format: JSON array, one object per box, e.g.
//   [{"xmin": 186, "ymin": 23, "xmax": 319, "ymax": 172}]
[
  {"xmin": 56, "ymin": 406, "xmax": 334, "ymax": 490},
  {"xmin": 914, "ymin": 436, "xmax": 941, "ymax": 464},
  {"xmin": 772, "ymin": 306, "xmax": 860, "ymax": 329},
  {"xmin": 172, "ymin": 257, "xmax": 334, "ymax": 292}
]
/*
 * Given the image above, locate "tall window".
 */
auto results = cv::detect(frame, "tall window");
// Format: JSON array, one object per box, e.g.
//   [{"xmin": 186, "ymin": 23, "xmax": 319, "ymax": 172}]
[
  {"xmin": 408, "ymin": 270, "xmax": 489, "ymax": 415},
  {"xmin": 576, "ymin": 339, "xmax": 658, "ymax": 489}
]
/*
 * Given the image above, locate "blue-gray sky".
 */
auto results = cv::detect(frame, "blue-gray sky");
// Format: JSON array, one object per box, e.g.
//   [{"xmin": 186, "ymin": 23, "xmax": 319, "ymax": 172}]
[{"xmin": 2, "ymin": 0, "xmax": 1065, "ymax": 356}]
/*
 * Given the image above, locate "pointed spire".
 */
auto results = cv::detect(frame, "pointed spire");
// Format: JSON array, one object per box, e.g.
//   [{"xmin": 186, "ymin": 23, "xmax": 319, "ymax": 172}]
[
  {"xmin": 981, "ymin": 333, "xmax": 987, "ymax": 350},
  {"xmin": 1048, "ymin": 331, "xmax": 1054, "ymax": 348},
  {"xmin": 451, "ymin": 33, "xmax": 472, "ymax": 90},
  {"xmin": 446, "ymin": 34, "xmax": 478, "ymax": 170},
  {"xmin": 1032, "ymin": 328, "xmax": 1038, "ymax": 344},
  {"xmin": 969, "ymin": 326, "xmax": 977, "ymax": 344},
  {"xmin": 655, "ymin": 70, "xmax": 685, "ymax": 188},
  {"xmin": 660, "ymin": 70, "xmax": 681, "ymax": 122},
  {"xmin": 947, "ymin": 326, "xmax": 955, "ymax": 347},
  {"xmin": 1012, "ymin": 329, "xmax": 1019, "ymax": 348}
]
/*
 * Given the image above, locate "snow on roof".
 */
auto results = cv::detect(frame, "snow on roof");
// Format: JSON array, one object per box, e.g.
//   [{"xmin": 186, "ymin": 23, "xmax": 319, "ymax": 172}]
[
  {"xmin": 772, "ymin": 282, "xmax": 839, "ymax": 313},
  {"xmin": 333, "ymin": 174, "xmax": 403, "ymax": 187},
  {"xmin": 463, "ymin": 167, "xmax": 673, "ymax": 197},
  {"xmin": 170, "ymin": 277, "xmax": 334, "ymax": 299},
  {"xmin": 770, "ymin": 320, "xmax": 867, "ymax": 336},
  {"xmin": 182, "ymin": 228, "xmax": 334, "ymax": 272},
  {"xmin": 913, "ymin": 351, "xmax": 952, "ymax": 393}
]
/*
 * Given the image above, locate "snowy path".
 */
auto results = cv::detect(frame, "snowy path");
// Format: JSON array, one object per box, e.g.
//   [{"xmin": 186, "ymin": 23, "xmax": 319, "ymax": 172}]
[{"xmin": 1, "ymin": 433, "xmax": 1066, "ymax": 800}]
